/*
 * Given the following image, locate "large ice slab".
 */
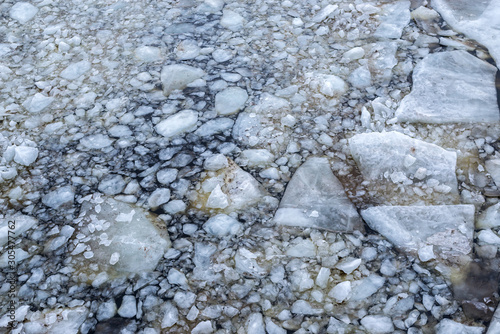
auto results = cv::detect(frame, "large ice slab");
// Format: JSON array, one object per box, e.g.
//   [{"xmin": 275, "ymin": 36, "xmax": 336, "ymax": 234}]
[
  {"xmin": 432, "ymin": 0, "xmax": 500, "ymax": 69},
  {"xmin": 361, "ymin": 205, "xmax": 475, "ymax": 259},
  {"xmin": 349, "ymin": 131, "xmax": 459, "ymax": 205},
  {"xmin": 396, "ymin": 50, "xmax": 499, "ymax": 123},
  {"xmin": 73, "ymin": 196, "xmax": 170, "ymax": 280},
  {"xmin": 274, "ymin": 157, "xmax": 363, "ymax": 232}
]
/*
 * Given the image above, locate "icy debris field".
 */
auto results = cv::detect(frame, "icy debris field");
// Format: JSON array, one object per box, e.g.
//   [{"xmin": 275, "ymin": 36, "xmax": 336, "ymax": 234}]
[{"xmin": 1, "ymin": 0, "xmax": 500, "ymax": 333}]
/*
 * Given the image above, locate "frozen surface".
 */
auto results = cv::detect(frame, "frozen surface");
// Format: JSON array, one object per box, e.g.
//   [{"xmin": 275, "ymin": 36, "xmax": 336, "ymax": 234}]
[
  {"xmin": 432, "ymin": 0, "xmax": 500, "ymax": 68},
  {"xmin": 274, "ymin": 157, "xmax": 363, "ymax": 232},
  {"xmin": 361, "ymin": 205, "xmax": 475, "ymax": 257},
  {"xmin": 396, "ymin": 50, "xmax": 499, "ymax": 123}
]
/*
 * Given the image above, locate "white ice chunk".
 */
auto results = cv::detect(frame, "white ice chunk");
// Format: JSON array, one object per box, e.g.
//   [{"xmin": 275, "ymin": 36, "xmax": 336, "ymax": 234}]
[
  {"xmin": 148, "ymin": 188, "xmax": 171, "ymax": 208},
  {"xmin": 396, "ymin": 50, "xmax": 499, "ymax": 123},
  {"xmin": 311, "ymin": 4, "xmax": 338, "ymax": 23},
  {"xmin": 22, "ymin": 306, "xmax": 89, "ymax": 334},
  {"xmin": 336, "ymin": 258, "xmax": 362, "ymax": 274},
  {"xmin": 0, "ymin": 215, "xmax": 37, "ymax": 247},
  {"xmin": 432, "ymin": 0, "xmax": 500, "ymax": 69},
  {"xmin": 274, "ymin": 157, "xmax": 363, "ymax": 231},
  {"xmin": 436, "ymin": 318, "xmax": 484, "ymax": 334},
  {"xmin": 206, "ymin": 184, "xmax": 229, "ymax": 209},
  {"xmin": 349, "ymin": 132, "xmax": 459, "ymax": 203},
  {"xmin": 175, "ymin": 40, "xmax": 200, "ymax": 60},
  {"xmin": 246, "ymin": 313, "xmax": 265, "ymax": 334},
  {"xmin": 61, "ymin": 61, "xmax": 91, "ymax": 80},
  {"xmin": 360, "ymin": 315, "xmax": 395, "ymax": 334},
  {"xmin": 161, "ymin": 302, "xmax": 179, "ymax": 328},
  {"xmin": 478, "ymin": 229, "xmax": 500, "ymax": 245},
  {"xmin": 418, "ymin": 245, "xmax": 436, "ymax": 262},
  {"xmin": 135, "ymin": 46, "xmax": 161, "ymax": 62},
  {"xmin": 155, "ymin": 110, "xmax": 198, "ymax": 138},
  {"xmin": 285, "ymin": 238, "xmax": 317, "ymax": 257},
  {"xmin": 350, "ymin": 275, "xmax": 386, "ymax": 301},
  {"xmin": 374, "ymin": 0, "xmax": 411, "ymax": 39},
  {"xmin": 14, "ymin": 146, "xmax": 38, "ymax": 166},
  {"xmin": 80, "ymin": 134, "xmax": 114, "ymax": 149},
  {"xmin": 117, "ymin": 295, "xmax": 136, "ymax": 318},
  {"xmin": 204, "ymin": 154, "xmax": 229, "ymax": 171},
  {"xmin": 477, "ymin": 203, "xmax": 500, "ymax": 229},
  {"xmin": 10, "ymin": 2, "xmax": 38, "ymax": 24},
  {"xmin": 361, "ymin": 205, "xmax": 475, "ymax": 257},
  {"xmin": 203, "ymin": 213, "xmax": 242, "ymax": 237},
  {"xmin": 312, "ymin": 75, "xmax": 347, "ymax": 97},
  {"xmin": 348, "ymin": 65, "xmax": 372, "ymax": 88},
  {"xmin": 329, "ymin": 281, "xmax": 352, "ymax": 303},
  {"xmin": 220, "ymin": 9, "xmax": 245, "ymax": 31},
  {"xmin": 485, "ymin": 159, "xmax": 500, "ymax": 187},
  {"xmin": 215, "ymin": 87, "xmax": 248, "ymax": 116},
  {"xmin": 161, "ymin": 64, "xmax": 205, "ymax": 95},
  {"xmin": 23, "ymin": 93, "xmax": 54, "ymax": 113},
  {"xmin": 42, "ymin": 186, "xmax": 74, "ymax": 209},
  {"xmin": 341, "ymin": 47, "xmax": 365, "ymax": 62},
  {"xmin": 194, "ymin": 118, "xmax": 234, "ymax": 137},
  {"xmin": 240, "ymin": 149, "xmax": 274, "ymax": 167}
]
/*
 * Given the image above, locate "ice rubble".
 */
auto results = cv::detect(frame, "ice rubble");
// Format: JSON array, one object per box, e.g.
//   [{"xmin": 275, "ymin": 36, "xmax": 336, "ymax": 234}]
[
  {"xmin": 361, "ymin": 205, "xmax": 475, "ymax": 258},
  {"xmin": 396, "ymin": 50, "xmax": 499, "ymax": 123},
  {"xmin": 0, "ymin": 215, "xmax": 37, "ymax": 247},
  {"xmin": 432, "ymin": 0, "xmax": 500, "ymax": 69},
  {"xmin": 274, "ymin": 157, "xmax": 362, "ymax": 232},
  {"xmin": 160, "ymin": 64, "xmax": 205, "ymax": 95},
  {"xmin": 21, "ymin": 306, "xmax": 89, "ymax": 334},
  {"xmin": 349, "ymin": 131, "xmax": 459, "ymax": 204},
  {"xmin": 373, "ymin": 0, "xmax": 410, "ymax": 39},
  {"xmin": 73, "ymin": 196, "xmax": 170, "ymax": 279}
]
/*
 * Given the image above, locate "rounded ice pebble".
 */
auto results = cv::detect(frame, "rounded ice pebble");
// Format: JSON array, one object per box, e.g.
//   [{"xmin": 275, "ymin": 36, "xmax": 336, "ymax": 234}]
[
  {"xmin": 215, "ymin": 87, "xmax": 248, "ymax": 115},
  {"xmin": 80, "ymin": 134, "xmax": 114, "ymax": 149},
  {"xmin": 175, "ymin": 40, "xmax": 200, "ymax": 60},
  {"xmin": 135, "ymin": 46, "xmax": 161, "ymax": 62},
  {"xmin": 360, "ymin": 315, "xmax": 394, "ymax": 333},
  {"xmin": 148, "ymin": 188, "xmax": 171, "ymax": 208},
  {"xmin": 14, "ymin": 146, "xmax": 38, "ymax": 166},
  {"xmin": 319, "ymin": 75, "xmax": 347, "ymax": 97},
  {"xmin": 155, "ymin": 110, "xmax": 198, "ymax": 138},
  {"xmin": 212, "ymin": 49, "xmax": 232, "ymax": 63},
  {"xmin": 117, "ymin": 295, "xmax": 137, "ymax": 318},
  {"xmin": 203, "ymin": 214, "xmax": 242, "ymax": 237},
  {"xmin": 10, "ymin": 2, "xmax": 38, "ymax": 24}
]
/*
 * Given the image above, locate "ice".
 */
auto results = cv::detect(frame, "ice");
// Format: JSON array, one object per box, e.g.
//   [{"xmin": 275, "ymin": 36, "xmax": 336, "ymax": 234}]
[
  {"xmin": 361, "ymin": 205, "xmax": 475, "ymax": 257},
  {"xmin": 418, "ymin": 245, "xmax": 436, "ymax": 262},
  {"xmin": 42, "ymin": 186, "xmax": 74, "ymax": 209},
  {"xmin": 311, "ymin": 75, "xmax": 347, "ymax": 97},
  {"xmin": 76, "ymin": 197, "xmax": 170, "ymax": 275},
  {"xmin": 485, "ymin": 159, "xmax": 500, "ymax": 187},
  {"xmin": 194, "ymin": 159, "xmax": 269, "ymax": 213},
  {"xmin": 360, "ymin": 315, "xmax": 394, "ymax": 333},
  {"xmin": 80, "ymin": 134, "xmax": 114, "ymax": 149},
  {"xmin": 336, "ymin": 258, "xmax": 362, "ymax": 274},
  {"xmin": 147, "ymin": 188, "xmax": 171, "ymax": 208},
  {"xmin": 175, "ymin": 40, "xmax": 200, "ymax": 60},
  {"xmin": 60, "ymin": 61, "xmax": 91, "ymax": 80},
  {"xmin": 157, "ymin": 168, "xmax": 178, "ymax": 185},
  {"xmin": 163, "ymin": 200, "xmax": 186, "ymax": 214},
  {"xmin": 239, "ymin": 149, "xmax": 274, "ymax": 167},
  {"xmin": 477, "ymin": 230, "xmax": 500, "ymax": 245},
  {"xmin": 291, "ymin": 300, "xmax": 323, "ymax": 315},
  {"xmin": 234, "ymin": 248, "xmax": 267, "ymax": 278},
  {"xmin": 203, "ymin": 213, "xmax": 242, "ymax": 237},
  {"xmin": 247, "ymin": 313, "xmax": 265, "ymax": 334},
  {"xmin": 435, "ymin": 318, "xmax": 484, "ymax": 334},
  {"xmin": 488, "ymin": 305, "xmax": 500, "ymax": 334},
  {"xmin": 98, "ymin": 174, "xmax": 126, "ymax": 195},
  {"xmin": 285, "ymin": 238, "xmax": 317, "ymax": 257},
  {"xmin": 174, "ymin": 291, "xmax": 196, "ymax": 309},
  {"xmin": 108, "ymin": 125, "xmax": 132, "ymax": 137},
  {"xmin": 274, "ymin": 157, "xmax": 363, "ymax": 232},
  {"xmin": 215, "ymin": 87, "xmax": 248, "ymax": 116},
  {"xmin": 167, "ymin": 268, "xmax": 188, "ymax": 287},
  {"xmin": 432, "ymin": 0, "xmax": 500, "ymax": 69},
  {"xmin": 204, "ymin": 154, "xmax": 229, "ymax": 171},
  {"xmin": 329, "ymin": 281, "xmax": 352, "ymax": 303},
  {"xmin": 348, "ymin": 65, "xmax": 372, "ymax": 88},
  {"xmin": 118, "ymin": 295, "xmax": 137, "ymax": 318},
  {"xmin": 350, "ymin": 275, "xmax": 386, "ymax": 301},
  {"xmin": 160, "ymin": 64, "xmax": 205, "ymax": 95},
  {"xmin": 23, "ymin": 306, "xmax": 89, "ymax": 334},
  {"xmin": 374, "ymin": 1, "xmax": 411, "ymax": 39},
  {"xmin": 96, "ymin": 300, "xmax": 117, "ymax": 321},
  {"xmin": 212, "ymin": 49, "xmax": 233, "ymax": 63},
  {"xmin": 14, "ymin": 145, "xmax": 38, "ymax": 166},
  {"xmin": 161, "ymin": 303, "xmax": 178, "ymax": 328},
  {"xmin": 9, "ymin": 2, "xmax": 38, "ymax": 24},
  {"xmin": 0, "ymin": 215, "xmax": 37, "ymax": 247},
  {"xmin": 206, "ymin": 184, "xmax": 229, "ymax": 209},
  {"xmin": 311, "ymin": 5, "xmax": 338, "ymax": 23},
  {"xmin": 23, "ymin": 93, "xmax": 54, "ymax": 113},
  {"xmin": 194, "ymin": 118, "xmax": 234, "ymax": 137},
  {"xmin": 396, "ymin": 51, "xmax": 499, "ymax": 123},
  {"xmin": 191, "ymin": 321, "xmax": 214, "ymax": 334},
  {"xmin": 341, "ymin": 47, "xmax": 365, "ymax": 63},
  {"xmin": 134, "ymin": 46, "xmax": 161, "ymax": 62},
  {"xmin": 265, "ymin": 318, "xmax": 286, "ymax": 334},
  {"xmin": 220, "ymin": 9, "xmax": 245, "ymax": 31},
  {"xmin": 477, "ymin": 203, "xmax": 500, "ymax": 229},
  {"xmin": 155, "ymin": 110, "xmax": 198, "ymax": 138},
  {"xmin": 349, "ymin": 132, "xmax": 459, "ymax": 204}
]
